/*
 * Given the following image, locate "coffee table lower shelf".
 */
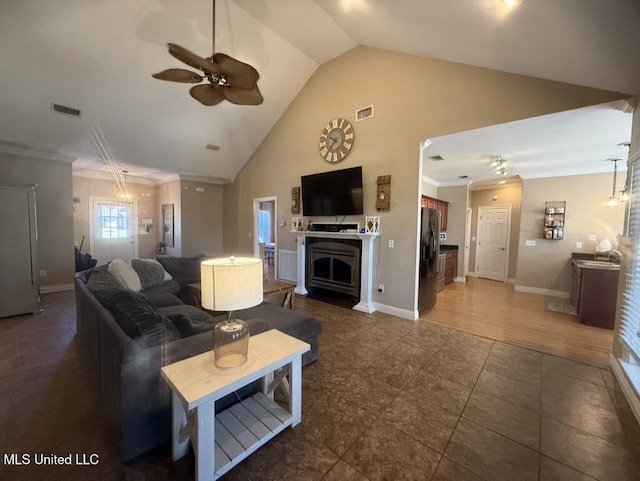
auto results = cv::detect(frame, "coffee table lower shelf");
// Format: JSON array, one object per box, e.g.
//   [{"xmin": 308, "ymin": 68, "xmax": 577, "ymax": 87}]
[{"xmin": 214, "ymin": 392, "xmax": 292, "ymax": 478}]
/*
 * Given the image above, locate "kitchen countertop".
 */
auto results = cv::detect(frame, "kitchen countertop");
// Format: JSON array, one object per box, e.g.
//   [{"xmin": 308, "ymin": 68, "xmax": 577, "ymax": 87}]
[{"xmin": 571, "ymin": 253, "xmax": 620, "ymax": 271}]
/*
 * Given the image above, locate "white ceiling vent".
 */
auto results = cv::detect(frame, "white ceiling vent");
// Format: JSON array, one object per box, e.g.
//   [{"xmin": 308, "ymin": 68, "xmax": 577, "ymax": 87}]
[
  {"xmin": 356, "ymin": 105, "xmax": 374, "ymax": 121},
  {"xmin": 51, "ymin": 103, "xmax": 81, "ymax": 118}
]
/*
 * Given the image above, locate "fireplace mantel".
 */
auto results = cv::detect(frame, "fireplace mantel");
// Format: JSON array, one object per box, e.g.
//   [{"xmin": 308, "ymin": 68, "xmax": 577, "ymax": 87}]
[{"xmin": 294, "ymin": 231, "xmax": 379, "ymax": 313}]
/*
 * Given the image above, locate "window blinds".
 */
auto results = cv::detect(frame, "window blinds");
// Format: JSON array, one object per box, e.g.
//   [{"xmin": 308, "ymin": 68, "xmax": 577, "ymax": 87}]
[{"xmin": 620, "ymin": 160, "xmax": 640, "ymax": 360}]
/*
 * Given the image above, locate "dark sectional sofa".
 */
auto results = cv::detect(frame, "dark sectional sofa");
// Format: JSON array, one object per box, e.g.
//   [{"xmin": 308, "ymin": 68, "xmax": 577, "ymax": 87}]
[{"xmin": 74, "ymin": 255, "xmax": 321, "ymax": 462}]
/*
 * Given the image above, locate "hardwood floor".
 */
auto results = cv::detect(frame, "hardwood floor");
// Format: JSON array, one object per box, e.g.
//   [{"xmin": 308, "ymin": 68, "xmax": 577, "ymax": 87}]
[{"xmin": 421, "ymin": 277, "xmax": 614, "ymax": 368}]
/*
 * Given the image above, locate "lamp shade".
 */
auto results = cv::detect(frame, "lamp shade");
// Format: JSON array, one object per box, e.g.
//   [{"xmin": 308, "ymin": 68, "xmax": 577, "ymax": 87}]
[{"xmin": 200, "ymin": 257, "xmax": 263, "ymax": 311}]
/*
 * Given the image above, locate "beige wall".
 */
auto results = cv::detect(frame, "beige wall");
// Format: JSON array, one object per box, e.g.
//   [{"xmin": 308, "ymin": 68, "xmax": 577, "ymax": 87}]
[
  {"xmin": 223, "ymin": 46, "xmax": 625, "ymax": 315},
  {"xmin": 72, "ymin": 176, "xmax": 160, "ymax": 259},
  {"xmin": 421, "ymin": 180, "xmax": 438, "ymax": 198},
  {"xmin": 515, "ymin": 173, "xmax": 625, "ymax": 294},
  {"xmin": 180, "ymin": 180, "xmax": 224, "ymax": 257},
  {"xmin": 470, "ymin": 184, "xmax": 523, "ymax": 280},
  {"xmin": 437, "ymin": 185, "xmax": 469, "ymax": 279},
  {"xmin": 0, "ymin": 153, "xmax": 74, "ymax": 287}
]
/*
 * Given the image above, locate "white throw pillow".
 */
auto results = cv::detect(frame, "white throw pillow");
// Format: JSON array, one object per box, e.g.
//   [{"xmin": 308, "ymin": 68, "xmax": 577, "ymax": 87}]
[{"xmin": 108, "ymin": 258, "xmax": 142, "ymax": 292}]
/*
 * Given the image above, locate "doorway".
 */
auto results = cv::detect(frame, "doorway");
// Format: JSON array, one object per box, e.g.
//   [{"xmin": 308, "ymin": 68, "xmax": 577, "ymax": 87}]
[
  {"xmin": 475, "ymin": 205, "xmax": 511, "ymax": 282},
  {"xmin": 90, "ymin": 197, "xmax": 137, "ymax": 264},
  {"xmin": 253, "ymin": 196, "xmax": 277, "ymax": 279}
]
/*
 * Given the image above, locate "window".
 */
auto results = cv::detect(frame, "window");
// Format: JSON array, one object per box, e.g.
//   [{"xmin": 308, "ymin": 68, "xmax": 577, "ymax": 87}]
[
  {"xmin": 100, "ymin": 204, "xmax": 130, "ymax": 239},
  {"xmin": 619, "ymin": 160, "xmax": 640, "ymax": 363},
  {"xmin": 258, "ymin": 209, "xmax": 271, "ymax": 244}
]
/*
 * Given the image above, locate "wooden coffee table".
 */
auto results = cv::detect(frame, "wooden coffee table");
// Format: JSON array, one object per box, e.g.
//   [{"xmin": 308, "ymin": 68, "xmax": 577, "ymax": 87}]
[
  {"xmin": 262, "ymin": 279, "xmax": 296, "ymax": 309},
  {"xmin": 161, "ymin": 329, "xmax": 310, "ymax": 481},
  {"xmin": 189, "ymin": 280, "xmax": 296, "ymax": 310}
]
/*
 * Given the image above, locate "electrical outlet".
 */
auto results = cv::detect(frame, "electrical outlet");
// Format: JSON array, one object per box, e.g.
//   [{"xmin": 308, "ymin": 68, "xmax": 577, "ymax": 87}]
[
  {"xmin": 576, "ymin": 241, "xmax": 583, "ymax": 249},
  {"xmin": 39, "ymin": 269, "xmax": 46, "ymax": 277},
  {"xmin": 590, "ymin": 234, "xmax": 597, "ymax": 241},
  {"xmin": 388, "ymin": 240, "xmax": 394, "ymax": 248},
  {"xmin": 378, "ymin": 284, "xmax": 384, "ymax": 293}
]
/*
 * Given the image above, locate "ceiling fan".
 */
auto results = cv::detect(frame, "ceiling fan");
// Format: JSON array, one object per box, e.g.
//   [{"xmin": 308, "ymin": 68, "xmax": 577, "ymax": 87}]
[{"xmin": 152, "ymin": 0, "xmax": 263, "ymax": 106}]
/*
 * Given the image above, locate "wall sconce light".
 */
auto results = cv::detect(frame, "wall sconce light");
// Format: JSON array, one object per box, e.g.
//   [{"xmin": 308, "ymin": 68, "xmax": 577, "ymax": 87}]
[
  {"xmin": 376, "ymin": 175, "xmax": 391, "ymax": 211},
  {"xmin": 291, "ymin": 186, "xmax": 300, "ymax": 214}
]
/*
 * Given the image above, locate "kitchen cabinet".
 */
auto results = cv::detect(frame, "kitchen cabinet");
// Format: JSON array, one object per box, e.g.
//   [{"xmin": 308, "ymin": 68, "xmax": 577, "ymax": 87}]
[
  {"xmin": 543, "ymin": 201, "xmax": 566, "ymax": 240},
  {"xmin": 571, "ymin": 260, "xmax": 619, "ymax": 329},
  {"xmin": 421, "ymin": 196, "xmax": 449, "ymax": 232},
  {"xmin": 444, "ymin": 249, "xmax": 458, "ymax": 285}
]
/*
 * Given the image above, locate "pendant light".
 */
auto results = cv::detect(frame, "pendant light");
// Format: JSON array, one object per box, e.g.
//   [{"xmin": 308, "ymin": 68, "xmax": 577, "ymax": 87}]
[{"xmin": 607, "ymin": 159, "xmax": 620, "ymax": 208}]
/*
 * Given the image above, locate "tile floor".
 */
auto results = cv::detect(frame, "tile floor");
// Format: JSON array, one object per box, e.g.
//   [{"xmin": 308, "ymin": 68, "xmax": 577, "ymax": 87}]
[{"xmin": 0, "ymin": 290, "xmax": 639, "ymax": 480}]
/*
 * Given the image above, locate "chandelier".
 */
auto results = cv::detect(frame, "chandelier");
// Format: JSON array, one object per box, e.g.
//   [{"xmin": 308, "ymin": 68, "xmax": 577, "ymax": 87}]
[
  {"xmin": 607, "ymin": 159, "xmax": 620, "ymax": 208},
  {"xmin": 491, "ymin": 155, "xmax": 508, "ymax": 176}
]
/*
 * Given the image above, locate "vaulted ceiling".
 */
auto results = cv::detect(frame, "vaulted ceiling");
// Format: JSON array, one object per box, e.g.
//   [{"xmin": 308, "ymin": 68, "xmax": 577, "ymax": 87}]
[{"xmin": 1, "ymin": 0, "xmax": 639, "ymax": 185}]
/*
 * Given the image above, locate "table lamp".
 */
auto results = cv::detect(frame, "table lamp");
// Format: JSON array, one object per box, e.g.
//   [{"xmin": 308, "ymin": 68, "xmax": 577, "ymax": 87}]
[{"xmin": 201, "ymin": 256, "xmax": 263, "ymax": 368}]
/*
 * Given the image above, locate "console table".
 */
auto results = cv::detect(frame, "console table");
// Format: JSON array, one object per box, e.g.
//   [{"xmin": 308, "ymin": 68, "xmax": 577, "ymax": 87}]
[{"xmin": 161, "ymin": 330, "xmax": 310, "ymax": 480}]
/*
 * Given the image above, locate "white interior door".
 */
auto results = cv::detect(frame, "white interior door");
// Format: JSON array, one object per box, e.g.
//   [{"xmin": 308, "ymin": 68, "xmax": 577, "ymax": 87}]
[
  {"xmin": 90, "ymin": 197, "xmax": 137, "ymax": 264},
  {"xmin": 476, "ymin": 205, "xmax": 511, "ymax": 282}
]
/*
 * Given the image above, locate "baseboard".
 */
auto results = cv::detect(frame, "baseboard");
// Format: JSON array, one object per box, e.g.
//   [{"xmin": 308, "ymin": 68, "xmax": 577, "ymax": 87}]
[
  {"xmin": 514, "ymin": 285, "xmax": 570, "ymax": 298},
  {"xmin": 609, "ymin": 354, "xmax": 640, "ymax": 425},
  {"xmin": 454, "ymin": 276, "xmax": 465, "ymax": 283},
  {"xmin": 507, "ymin": 277, "xmax": 516, "ymax": 285},
  {"xmin": 40, "ymin": 283, "xmax": 74, "ymax": 294},
  {"xmin": 373, "ymin": 302, "xmax": 418, "ymax": 321}
]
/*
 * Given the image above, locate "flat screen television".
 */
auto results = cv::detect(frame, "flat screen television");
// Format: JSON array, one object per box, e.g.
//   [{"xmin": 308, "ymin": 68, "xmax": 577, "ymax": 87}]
[{"xmin": 301, "ymin": 166, "xmax": 363, "ymax": 216}]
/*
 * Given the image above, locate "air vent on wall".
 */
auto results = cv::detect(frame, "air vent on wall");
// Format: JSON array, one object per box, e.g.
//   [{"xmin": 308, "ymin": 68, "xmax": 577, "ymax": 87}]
[
  {"xmin": 51, "ymin": 103, "xmax": 81, "ymax": 118},
  {"xmin": 429, "ymin": 155, "xmax": 445, "ymax": 161},
  {"xmin": 356, "ymin": 105, "xmax": 374, "ymax": 121}
]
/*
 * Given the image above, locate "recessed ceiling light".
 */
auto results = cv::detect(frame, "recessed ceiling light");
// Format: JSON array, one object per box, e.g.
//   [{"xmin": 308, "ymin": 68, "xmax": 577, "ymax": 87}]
[{"xmin": 502, "ymin": 0, "xmax": 517, "ymax": 6}]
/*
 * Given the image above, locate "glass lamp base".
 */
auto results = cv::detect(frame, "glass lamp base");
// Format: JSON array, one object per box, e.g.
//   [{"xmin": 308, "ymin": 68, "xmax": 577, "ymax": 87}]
[{"xmin": 213, "ymin": 316, "xmax": 249, "ymax": 368}]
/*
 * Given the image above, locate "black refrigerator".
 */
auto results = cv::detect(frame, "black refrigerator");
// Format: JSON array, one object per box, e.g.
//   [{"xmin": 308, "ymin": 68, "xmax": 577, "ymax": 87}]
[{"xmin": 418, "ymin": 207, "xmax": 440, "ymax": 314}]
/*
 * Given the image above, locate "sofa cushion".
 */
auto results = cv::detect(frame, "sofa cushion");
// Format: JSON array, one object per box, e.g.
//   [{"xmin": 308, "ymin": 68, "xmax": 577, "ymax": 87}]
[
  {"xmin": 108, "ymin": 258, "xmax": 142, "ymax": 292},
  {"xmin": 86, "ymin": 265, "xmax": 123, "ymax": 292},
  {"xmin": 155, "ymin": 254, "xmax": 205, "ymax": 286},
  {"xmin": 142, "ymin": 289, "xmax": 183, "ymax": 308},
  {"xmin": 161, "ymin": 307, "xmax": 218, "ymax": 338},
  {"xmin": 96, "ymin": 288, "xmax": 180, "ymax": 348},
  {"xmin": 131, "ymin": 258, "xmax": 168, "ymax": 289}
]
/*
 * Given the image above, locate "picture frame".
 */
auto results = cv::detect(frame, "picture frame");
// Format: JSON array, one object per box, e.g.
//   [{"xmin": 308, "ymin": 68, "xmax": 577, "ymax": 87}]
[
  {"xmin": 140, "ymin": 218, "xmax": 153, "ymax": 233},
  {"xmin": 162, "ymin": 204, "xmax": 174, "ymax": 247}
]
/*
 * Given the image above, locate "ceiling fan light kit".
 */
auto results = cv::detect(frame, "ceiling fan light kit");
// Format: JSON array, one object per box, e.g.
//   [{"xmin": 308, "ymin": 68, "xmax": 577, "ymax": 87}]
[{"xmin": 152, "ymin": 1, "xmax": 263, "ymax": 107}]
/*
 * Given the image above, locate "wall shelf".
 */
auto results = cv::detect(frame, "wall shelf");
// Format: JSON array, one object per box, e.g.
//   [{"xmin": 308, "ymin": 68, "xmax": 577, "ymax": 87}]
[{"xmin": 543, "ymin": 201, "xmax": 566, "ymax": 240}]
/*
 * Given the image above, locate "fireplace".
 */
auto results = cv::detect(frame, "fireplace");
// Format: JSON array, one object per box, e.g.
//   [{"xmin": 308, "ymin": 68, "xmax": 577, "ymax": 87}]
[
  {"xmin": 306, "ymin": 238, "xmax": 361, "ymax": 298},
  {"xmin": 294, "ymin": 231, "xmax": 378, "ymax": 314}
]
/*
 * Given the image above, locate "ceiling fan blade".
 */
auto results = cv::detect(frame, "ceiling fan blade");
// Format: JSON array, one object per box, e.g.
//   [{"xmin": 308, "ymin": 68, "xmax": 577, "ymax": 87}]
[
  {"xmin": 167, "ymin": 43, "xmax": 220, "ymax": 76},
  {"xmin": 190, "ymin": 84, "xmax": 225, "ymax": 106},
  {"xmin": 152, "ymin": 68, "xmax": 203, "ymax": 83},
  {"xmin": 212, "ymin": 53, "xmax": 260, "ymax": 90},
  {"xmin": 224, "ymin": 85, "xmax": 264, "ymax": 106}
]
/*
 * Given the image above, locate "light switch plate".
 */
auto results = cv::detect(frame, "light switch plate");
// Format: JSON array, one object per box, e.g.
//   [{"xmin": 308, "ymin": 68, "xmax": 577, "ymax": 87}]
[
  {"xmin": 525, "ymin": 240, "xmax": 536, "ymax": 247},
  {"xmin": 576, "ymin": 241, "xmax": 583, "ymax": 248}
]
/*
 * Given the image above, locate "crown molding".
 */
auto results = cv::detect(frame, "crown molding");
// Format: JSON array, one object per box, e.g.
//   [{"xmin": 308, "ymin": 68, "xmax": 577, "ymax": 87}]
[
  {"xmin": 179, "ymin": 174, "xmax": 231, "ymax": 185},
  {"xmin": 0, "ymin": 142, "xmax": 76, "ymax": 163},
  {"xmin": 421, "ymin": 175, "xmax": 439, "ymax": 187}
]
